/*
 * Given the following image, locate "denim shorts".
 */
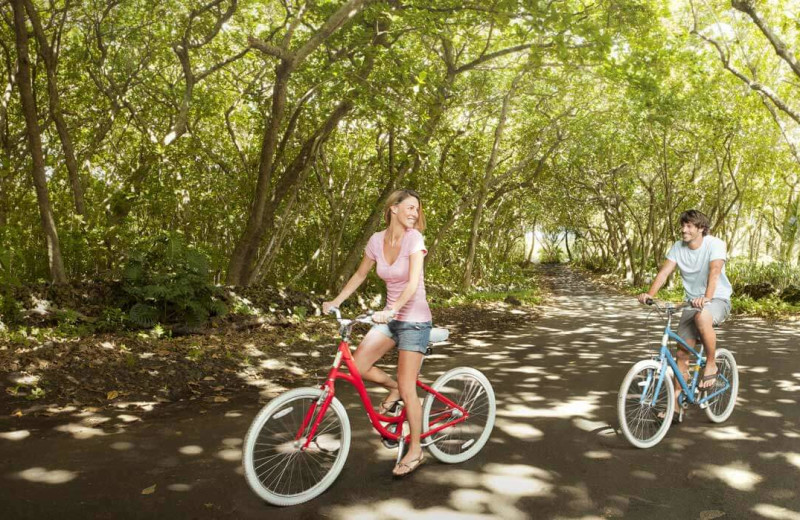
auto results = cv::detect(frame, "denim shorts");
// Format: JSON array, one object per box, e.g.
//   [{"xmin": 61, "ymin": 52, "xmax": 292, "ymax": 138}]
[
  {"xmin": 677, "ymin": 298, "xmax": 731, "ymax": 340},
  {"xmin": 373, "ymin": 320, "xmax": 432, "ymax": 355}
]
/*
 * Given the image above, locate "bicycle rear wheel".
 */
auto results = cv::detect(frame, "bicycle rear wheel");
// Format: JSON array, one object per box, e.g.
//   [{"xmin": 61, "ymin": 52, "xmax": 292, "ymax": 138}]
[
  {"xmin": 422, "ymin": 367, "xmax": 496, "ymax": 463},
  {"xmin": 242, "ymin": 387, "xmax": 350, "ymax": 506},
  {"xmin": 617, "ymin": 359, "xmax": 675, "ymax": 449},
  {"xmin": 704, "ymin": 348, "xmax": 738, "ymax": 423}
]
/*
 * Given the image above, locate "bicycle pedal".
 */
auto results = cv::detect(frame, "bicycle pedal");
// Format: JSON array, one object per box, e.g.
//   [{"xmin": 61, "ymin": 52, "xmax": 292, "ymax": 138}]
[{"xmin": 381, "ymin": 438, "xmax": 398, "ymax": 449}]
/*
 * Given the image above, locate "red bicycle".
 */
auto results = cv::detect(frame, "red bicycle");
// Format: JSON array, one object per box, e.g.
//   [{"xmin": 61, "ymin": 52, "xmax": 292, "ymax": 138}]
[{"xmin": 242, "ymin": 309, "xmax": 496, "ymax": 506}]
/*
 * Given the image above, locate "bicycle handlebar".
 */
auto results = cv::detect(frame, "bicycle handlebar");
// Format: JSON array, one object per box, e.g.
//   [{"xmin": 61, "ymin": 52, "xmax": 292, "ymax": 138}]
[
  {"xmin": 643, "ymin": 298, "xmax": 690, "ymax": 314},
  {"xmin": 327, "ymin": 307, "xmax": 376, "ymax": 322}
]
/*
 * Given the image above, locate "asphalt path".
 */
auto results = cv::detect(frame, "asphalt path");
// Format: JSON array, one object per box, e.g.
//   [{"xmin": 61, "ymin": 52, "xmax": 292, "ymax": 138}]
[{"xmin": 2, "ymin": 266, "xmax": 800, "ymax": 519}]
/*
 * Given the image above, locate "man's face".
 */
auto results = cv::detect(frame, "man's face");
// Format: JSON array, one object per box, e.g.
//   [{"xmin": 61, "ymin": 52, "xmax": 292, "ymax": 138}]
[{"xmin": 681, "ymin": 221, "xmax": 703, "ymax": 243}]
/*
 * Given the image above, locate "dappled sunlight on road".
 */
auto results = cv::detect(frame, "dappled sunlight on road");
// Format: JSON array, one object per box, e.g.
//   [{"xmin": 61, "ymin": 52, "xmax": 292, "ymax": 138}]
[
  {"xmin": 753, "ymin": 503, "xmax": 800, "ymax": 519},
  {"xmin": 760, "ymin": 452, "xmax": 800, "ymax": 471},
  {"xmin": 13, "ymin": 467, "xmax": 78, "ymax": 484},
  {"xmin": 55, "ymin": 422, "xmax": 108, "ymax": 439},
  {"xmin": 328, "ymin": 497, "xmax": 498, "ymax": 520},
  {"xmin": 0, "ymin": 429, "xmax": 30, "ymax": 440},
  {"xmin": 494, "ymin": 418, "xmax": 544, "ymax": 440},
  {"xmin": 497, "ymin": 395, "xmax": 600, "ymax": 419},
  {"xmin": 703, "ymin": 425, "xmax": 766, "ymax": 442},
  {"xmin": 694, "ymin": 461, "xmax": 763, "ymax": 491}
]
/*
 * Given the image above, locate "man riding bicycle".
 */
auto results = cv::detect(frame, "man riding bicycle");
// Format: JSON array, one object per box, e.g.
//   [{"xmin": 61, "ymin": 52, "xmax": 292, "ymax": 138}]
[{"xmin": 637, "ymin": 209, "xmax": 733, "ymax": 393}]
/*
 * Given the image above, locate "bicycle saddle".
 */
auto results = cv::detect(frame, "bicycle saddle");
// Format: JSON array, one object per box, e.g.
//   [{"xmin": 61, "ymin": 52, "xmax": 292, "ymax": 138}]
[{"xmin": 430, "ymin": 328, "xmax": 449, "ymax": 343}]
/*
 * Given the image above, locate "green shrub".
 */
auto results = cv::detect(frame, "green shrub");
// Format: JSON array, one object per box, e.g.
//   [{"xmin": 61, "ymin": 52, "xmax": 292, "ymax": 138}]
[
  {"xmin": 0, "ymin": 291, "xmax": 23, "ymax": 327},
  {"xmin": 727, "ymin": 260, "xmax": 800, "ymax": 293},
  {"xmin": 121, "ymin": 234, "xmax": 227, "ymax": 327},
  {"xmin": 578, "ymin": 255, "xmax": 615, "ymax": 274}
]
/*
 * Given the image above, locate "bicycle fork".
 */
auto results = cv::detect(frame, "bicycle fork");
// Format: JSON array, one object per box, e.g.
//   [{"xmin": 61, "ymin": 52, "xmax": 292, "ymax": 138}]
[{"xmin": 294, "ymin": 387, "xmax": 334, "ymax": 451}]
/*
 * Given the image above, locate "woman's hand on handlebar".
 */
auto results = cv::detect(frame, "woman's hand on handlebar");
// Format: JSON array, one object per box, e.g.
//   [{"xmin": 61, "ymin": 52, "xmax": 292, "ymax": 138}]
[
  {"xmin": 372, "ymin": 309, "xmax": 395, "ymax": 324},
  {"xmin": 322, "ymin": 301, "xmax": 338, "ymax": 315}
]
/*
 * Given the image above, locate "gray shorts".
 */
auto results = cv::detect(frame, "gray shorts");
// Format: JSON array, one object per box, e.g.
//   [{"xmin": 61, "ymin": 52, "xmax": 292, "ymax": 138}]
[
  {"xmin": 677, "ymin": 298, "xmax": 731, "ymax": 341},
  {"xmin": 372, "ymin": 320, "xmax": 432, "ymax": 355}
]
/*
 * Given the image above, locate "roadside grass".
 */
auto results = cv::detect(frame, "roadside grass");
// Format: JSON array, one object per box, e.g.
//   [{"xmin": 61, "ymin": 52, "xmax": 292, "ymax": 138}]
[
  {"xmin": 611, "ymin": 274, "xmax": 800, "ymax": 321},
  {"xmin": 431, "ymin": 288, "xmax": 542, "ymax": 308}
]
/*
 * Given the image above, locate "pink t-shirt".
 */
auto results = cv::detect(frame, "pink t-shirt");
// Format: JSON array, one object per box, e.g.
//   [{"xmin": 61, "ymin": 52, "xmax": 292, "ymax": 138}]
[{"xmin": 365, "ymin": 229, "xmax": 432, "ymax": 322}]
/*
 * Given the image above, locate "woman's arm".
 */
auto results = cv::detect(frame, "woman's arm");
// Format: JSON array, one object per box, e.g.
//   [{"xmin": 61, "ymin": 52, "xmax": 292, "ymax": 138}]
[{"xmin": 323, "ymin": 255, "xmax": 375, "ymax": 313}]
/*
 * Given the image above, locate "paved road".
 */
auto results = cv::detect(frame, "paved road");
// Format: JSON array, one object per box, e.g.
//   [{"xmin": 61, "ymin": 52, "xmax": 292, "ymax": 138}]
[{"xmin": 2, "ymin": 267, "xmax": 799, "ymax": 519}]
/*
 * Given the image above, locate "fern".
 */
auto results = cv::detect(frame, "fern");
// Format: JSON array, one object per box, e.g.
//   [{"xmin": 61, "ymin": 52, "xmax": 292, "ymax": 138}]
[
  {"xmin": 129, "ymin": 303, "xmax": 158, "ymax": 327},
  {"xmin": 208, "ymin": 299, "xmax": 228, "ymax": 317},
  {"xmin": 121, "ymin": 233, "xmax": 227, "ymax": 327}
]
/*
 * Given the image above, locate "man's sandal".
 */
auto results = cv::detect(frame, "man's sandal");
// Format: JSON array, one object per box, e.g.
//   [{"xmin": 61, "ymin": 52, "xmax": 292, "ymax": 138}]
[
  {"xmin": 700, "ymin": 372, "xmax": 719, "ymax": 389},
  {"xmin": 392, "ymin": 453, "xmax": 424, "ymax": 477},
  {"xmin": 657, "ymin": 408, "xmax": 683, "ymax": 425}
]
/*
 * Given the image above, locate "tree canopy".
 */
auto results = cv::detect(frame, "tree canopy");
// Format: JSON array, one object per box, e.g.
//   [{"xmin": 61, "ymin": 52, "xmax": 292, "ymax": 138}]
[{"xmin": 2, "ymin": 0, "xmax": 800, "ymax": 293}]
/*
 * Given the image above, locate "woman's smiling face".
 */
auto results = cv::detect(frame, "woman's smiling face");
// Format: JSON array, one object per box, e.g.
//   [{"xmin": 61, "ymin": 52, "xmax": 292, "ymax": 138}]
[{"xmin": 393, "ymin": 196, "xmax": 420, "ymax": 229}]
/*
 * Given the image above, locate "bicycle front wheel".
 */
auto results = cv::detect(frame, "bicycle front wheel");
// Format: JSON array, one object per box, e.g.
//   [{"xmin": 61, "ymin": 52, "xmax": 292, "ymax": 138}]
[
  {"xmin": 617, "ymin": 359, "xmax": 675, "ymax": 449},
  {"xmin": 422, "ymin": 367, "xmax": 496, "ymax": 464},
  {"xmin": 704, "ymin": 348, "xmax": 738, "ymax": 423},
  {"xmin": 242, "ymin": 387, "xmax": 351, "ymax": 507}
]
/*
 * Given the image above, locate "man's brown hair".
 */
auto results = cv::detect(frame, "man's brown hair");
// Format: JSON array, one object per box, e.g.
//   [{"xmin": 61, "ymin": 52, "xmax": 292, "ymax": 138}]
[{"xmin": 679, "ymin": 209, "xmax": 710, "ymax": 236}]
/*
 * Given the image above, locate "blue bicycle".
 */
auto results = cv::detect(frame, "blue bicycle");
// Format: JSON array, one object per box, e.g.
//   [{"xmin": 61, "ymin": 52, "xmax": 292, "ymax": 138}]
[{"xmin": 617, "ymin": 299, "xmax": 739, "ymax": 448}]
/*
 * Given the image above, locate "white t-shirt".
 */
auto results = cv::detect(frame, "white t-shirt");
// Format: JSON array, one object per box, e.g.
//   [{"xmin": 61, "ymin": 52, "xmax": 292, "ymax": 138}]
[{"xmin": 666, "ymin": 235, "xmax": 732, "ymax": 300}]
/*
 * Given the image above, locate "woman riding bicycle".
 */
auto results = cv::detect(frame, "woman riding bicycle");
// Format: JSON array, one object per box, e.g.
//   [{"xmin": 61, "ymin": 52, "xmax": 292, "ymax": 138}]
[{"xmin": 322, "ymin": 189, "xmax": 431, "ymax": 477}]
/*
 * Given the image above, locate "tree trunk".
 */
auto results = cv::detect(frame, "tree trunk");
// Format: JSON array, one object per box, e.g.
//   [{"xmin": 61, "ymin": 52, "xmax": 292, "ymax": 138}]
[
  {"xmin": 426, "ymin": 205, "xmax": 462, "ymax": 266},
  {"xmin": 227, "ymin": 60, "xmax": 292, "ymax": 286},
  {"xmin": 23, "ymin": 0, "xmax": 85, "ymax": 216},
  {"xmin": 462, "ymin": 77, "xmax": 518, "ymax": 291},
  {"xmin": 11, "ymin": 0, "xmax": 67, "ymax": 283},
  {"xmin": 227, "ymin": 0, "xmax": 376, "ymax": 285}
]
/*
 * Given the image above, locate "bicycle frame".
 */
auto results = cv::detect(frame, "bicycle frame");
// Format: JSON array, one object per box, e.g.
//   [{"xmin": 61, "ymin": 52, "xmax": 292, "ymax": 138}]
[
  {"xmin": 297, "ymin": 338, "xmax": 469, "ymax": 450},
  {"xmin": 645, "ymin": 306, "xmax": 731, "ymax": 408}
]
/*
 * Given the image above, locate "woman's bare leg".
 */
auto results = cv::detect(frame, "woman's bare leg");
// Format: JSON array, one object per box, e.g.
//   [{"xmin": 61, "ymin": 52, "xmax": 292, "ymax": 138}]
[
  {"xmin": 394, "ymin": 350, "xmax": 425, "ymax": 474},
  {"xmin": 353, "ymin": 329, "xmax": 399, "ymax": 401}
]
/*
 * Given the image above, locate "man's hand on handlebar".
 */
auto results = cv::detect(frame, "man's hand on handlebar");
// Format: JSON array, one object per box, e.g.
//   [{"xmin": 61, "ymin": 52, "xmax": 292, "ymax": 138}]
[
  {"xmin": 636, "ymin": 293, "xmax": 654, "ymax": 305},
  {"xmin": 690, "ymin": 297, "xmax": 710, "ymax": 309}
]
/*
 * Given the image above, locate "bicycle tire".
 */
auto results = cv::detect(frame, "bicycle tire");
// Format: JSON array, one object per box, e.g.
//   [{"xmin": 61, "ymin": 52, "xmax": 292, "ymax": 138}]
[
  {"xmin": 422, "ymin": 367, "xmax": 496, "ymax": 463},
  {"xmin": 242, "ymin": 387, "xmax": 350, "ymax": 506},
  {"xmin": 704, "ymin": 348, "xmax": 738, "ymax": 423},
  {"xmin": 618, "ymin": 359, "xmax": 675, "ymax": 449}
]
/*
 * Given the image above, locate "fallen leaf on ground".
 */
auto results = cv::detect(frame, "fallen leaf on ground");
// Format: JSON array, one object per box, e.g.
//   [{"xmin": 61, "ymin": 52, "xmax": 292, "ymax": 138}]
[
  {"xmin": 213, "ymin": 396, "xmax": 228, "ymax": 403},
  {"xmin": 107, "ymin": 390, "xmax": 119, "ymax": 400},
  {"xmin": 141, "ymin": 484, "xmax": 156, "ymax": 495},
  {"xmin": 11, "ymin": 409, "xmax": 23, "ymax": 417}
]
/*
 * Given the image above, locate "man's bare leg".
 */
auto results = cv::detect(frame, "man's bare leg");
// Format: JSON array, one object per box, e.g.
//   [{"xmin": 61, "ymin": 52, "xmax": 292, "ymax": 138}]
[
  {"xmin": 695, "ymin": 310, "xmax": 717, "ymax": 388},
  {"xmin": 676, "ymin": 340, "xmax": 692, "ymax": 401}
]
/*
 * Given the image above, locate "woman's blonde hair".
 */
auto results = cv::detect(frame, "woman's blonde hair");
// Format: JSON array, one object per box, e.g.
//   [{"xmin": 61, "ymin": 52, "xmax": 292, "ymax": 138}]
[{"xmin": 384, "ymin": 189, "xmax": 426, "ymax": 232}]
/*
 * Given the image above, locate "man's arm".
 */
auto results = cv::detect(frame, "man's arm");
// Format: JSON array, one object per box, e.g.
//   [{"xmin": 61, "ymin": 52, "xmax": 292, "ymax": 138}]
[
  {"xmin": 693, "ymin": 258, "xmax": 724, "ymax": 308},
  {"xmin": 637, "ymin": 260, "xmax": 677, "ymax": 304}
]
